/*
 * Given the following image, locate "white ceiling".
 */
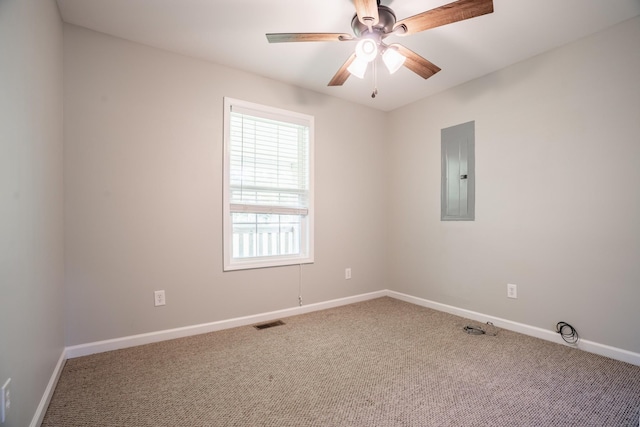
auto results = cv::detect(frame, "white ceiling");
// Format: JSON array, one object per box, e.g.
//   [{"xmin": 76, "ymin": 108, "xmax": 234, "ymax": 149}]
[{"xmin": 56, "ymin": 0, "xmax": 640, "ymax": 111}]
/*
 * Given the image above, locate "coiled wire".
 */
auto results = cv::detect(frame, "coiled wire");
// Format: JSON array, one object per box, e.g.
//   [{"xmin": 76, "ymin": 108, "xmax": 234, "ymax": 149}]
[{"xmin": 556, "ymin": 321, "xmax": 579, "ymax": 344}]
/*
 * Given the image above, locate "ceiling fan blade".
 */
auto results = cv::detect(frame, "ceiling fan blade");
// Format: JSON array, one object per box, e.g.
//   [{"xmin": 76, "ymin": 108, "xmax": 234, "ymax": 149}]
[
  {"xmin": 354, "ymin": 0, "xmax": 379, "ymax": 27},
  {"xmin": 266, "ymin": 33, "xmax": 354, "ymax": 43},
  {"xmin": 391, "ymin": 44, "xmax": 441, "ymax": 79},
  {"xmin": 394, "ymin": 0, "xmax": 493, "ymax": 36},
  {"xmin": 328, "ymin": 53, "xmax": 357, "ymax": 86}
]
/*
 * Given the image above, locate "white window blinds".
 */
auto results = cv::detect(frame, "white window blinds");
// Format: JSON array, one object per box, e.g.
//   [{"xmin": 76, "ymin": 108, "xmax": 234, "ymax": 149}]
[{"xmin": 229, "ymin": 105, "xmax": 310, "ymax": 215}]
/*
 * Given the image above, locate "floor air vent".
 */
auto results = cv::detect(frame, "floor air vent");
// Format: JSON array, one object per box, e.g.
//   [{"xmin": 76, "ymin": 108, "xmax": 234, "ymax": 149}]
[{"xmin": 254, "ymin": 320, "xmax": 285, "ymax": 330}]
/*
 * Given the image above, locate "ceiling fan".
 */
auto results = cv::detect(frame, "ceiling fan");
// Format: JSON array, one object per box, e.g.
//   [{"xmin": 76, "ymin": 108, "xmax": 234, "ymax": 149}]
[{"xmin": 266, "ymin": 0, "xmax": 494, "ymax": 96}]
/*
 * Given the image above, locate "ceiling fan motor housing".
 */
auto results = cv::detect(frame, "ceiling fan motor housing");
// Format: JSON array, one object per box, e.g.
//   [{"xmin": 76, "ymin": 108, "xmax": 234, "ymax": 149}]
[{"xmin": 351, "ymin": 5, "xmax": 397, "ymax": 37}]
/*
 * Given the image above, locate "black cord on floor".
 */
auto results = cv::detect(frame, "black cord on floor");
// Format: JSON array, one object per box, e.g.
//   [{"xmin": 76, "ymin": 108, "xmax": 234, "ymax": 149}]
[
  {"xmin": 556, "ymin": 321, "xmax": 579, "ymax": 344},
  {"xmin": 463, "ymin": 325, "xmax": 485, "ymax": 335},
  {"xmin": 463, "ymin": 322, "xmax": 498, "ymax": 336}
]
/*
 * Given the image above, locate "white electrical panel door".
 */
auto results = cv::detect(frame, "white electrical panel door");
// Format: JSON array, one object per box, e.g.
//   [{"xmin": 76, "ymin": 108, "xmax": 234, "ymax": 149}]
[{"xmin": 441, "ymin": 121, "xmax": 475, "ymax": 221}]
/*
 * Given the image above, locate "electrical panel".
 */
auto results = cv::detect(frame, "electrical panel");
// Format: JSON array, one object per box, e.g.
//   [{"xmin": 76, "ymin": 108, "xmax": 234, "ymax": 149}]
[{"xmin": 441, "ymin": 121, "xmax": 475, "ymax": 221}]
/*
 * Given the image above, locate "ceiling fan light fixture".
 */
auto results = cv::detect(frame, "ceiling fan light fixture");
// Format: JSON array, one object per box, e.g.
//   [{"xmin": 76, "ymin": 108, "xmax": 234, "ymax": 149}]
[
  {"xmin": 355, "ymin": 38, "xmax": 378, "ymax": 62},
  {"xmin": 382, "ymin": 47, "xmax": 406, "ymax": 74},
  {"xmin": 347, "ymin": 56, "xmax": 368, "ymax": 79}
]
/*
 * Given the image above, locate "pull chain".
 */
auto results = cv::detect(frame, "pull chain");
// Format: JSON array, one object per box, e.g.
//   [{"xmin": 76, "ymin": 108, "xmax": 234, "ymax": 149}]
[{"xmin": 371, "ymin": 59, "xmax": 378, "ymax": 98}]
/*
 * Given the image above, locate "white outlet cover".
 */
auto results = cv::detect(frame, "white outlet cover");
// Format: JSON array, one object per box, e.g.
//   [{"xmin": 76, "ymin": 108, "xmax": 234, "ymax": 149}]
[
  {"xmin": 507, "ymin": 283, "xmax": 518, "ymax": 299},
  {"xmin": 154, "ymin": 290, "xmax": 166, "ymax": 306}
]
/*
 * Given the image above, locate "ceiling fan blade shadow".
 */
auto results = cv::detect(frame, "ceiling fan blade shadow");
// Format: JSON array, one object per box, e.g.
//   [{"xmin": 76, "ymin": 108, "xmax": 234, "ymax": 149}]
[
  {"xmin": 391, "ymin": 44, "xmax": 441, "ymax": 79},
  {"xmin": 354, "ymin": 0, "xmax": 379, "ymax": 27},
  {"xmin": 328, "ymin": 53, "xmax": 357, "ymax": 86},
  {"xmin": 266, "ymin": 33, "xmax": 354, "ymax": 43},
  {"xmin": 394, "ymin": 0, "xmax": 493, "ymax": 36}
]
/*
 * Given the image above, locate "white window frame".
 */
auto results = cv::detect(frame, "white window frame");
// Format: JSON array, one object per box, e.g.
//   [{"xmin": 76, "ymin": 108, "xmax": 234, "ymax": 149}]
[{"xmin": 223, "ymin": 97, "xmax": 314, "ymax": 271}]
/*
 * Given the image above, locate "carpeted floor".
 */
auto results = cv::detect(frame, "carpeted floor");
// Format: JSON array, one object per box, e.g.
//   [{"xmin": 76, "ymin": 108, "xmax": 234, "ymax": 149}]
[{"xmin": 43, "ymin": 297, "xmax": 640, "ymax": 426}]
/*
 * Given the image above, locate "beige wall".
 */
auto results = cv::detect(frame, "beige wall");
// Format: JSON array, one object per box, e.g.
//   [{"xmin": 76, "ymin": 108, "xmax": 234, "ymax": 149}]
[
  {"xmin": 388, "ymin": 16, "xmax": 640, "ymax": 353},
  {"xmin": 64, "ymin": 17, "xmax": 640, "ymax": 355},
  {"xmin": 0, "ymin": 0, "xmax": 65, "ymax": 425},
  {"xmin": 63, "ymin": 25, "xmax": 390, "ymax": 346}
]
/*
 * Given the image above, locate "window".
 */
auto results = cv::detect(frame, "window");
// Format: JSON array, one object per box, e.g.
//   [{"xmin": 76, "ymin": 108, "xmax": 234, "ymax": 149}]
[{"xmin": 223, "ymin": 97, "xmax": 314, "ymax": 271}]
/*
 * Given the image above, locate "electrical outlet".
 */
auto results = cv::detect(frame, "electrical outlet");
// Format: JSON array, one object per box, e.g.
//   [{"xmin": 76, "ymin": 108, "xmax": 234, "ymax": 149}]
[
  {"xmin": 345, "ymin": 268, "xmax": 352, "ymax": 280},
  {"xmin": 1, "ymin": 378, "xmax": 10, "ymax": 423},
  {"xmin": 507, "ymin": 283, "xmax": 517, "ymax": 299},
  {"xmin": 154, "ymin": 290, "xmax": 166, "ymax": 306}
]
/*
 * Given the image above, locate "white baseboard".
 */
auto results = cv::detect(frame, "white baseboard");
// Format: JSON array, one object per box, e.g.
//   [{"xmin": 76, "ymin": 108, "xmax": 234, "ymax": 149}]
[
  {"xmin": 387, "ymin": 290, "xmax": 640, "ymax": 366},
  {"xmin": 30, "ymin": 349, "xmax": 66, "ymax": 427},
  {"xmin": 65, "ymin": 290, "xmax": 387, "ymax": 359},
  {"xmin": 65, "ymin": 288, "xmax": 640, "ymax": 364}
]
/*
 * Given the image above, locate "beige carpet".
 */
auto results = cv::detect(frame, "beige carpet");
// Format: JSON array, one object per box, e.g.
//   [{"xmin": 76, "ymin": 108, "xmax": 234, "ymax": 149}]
[{"xmin": 43, "ymin": 297, "xmax": 640, "ymax": 426}]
